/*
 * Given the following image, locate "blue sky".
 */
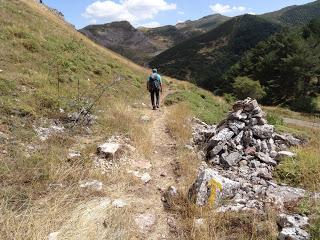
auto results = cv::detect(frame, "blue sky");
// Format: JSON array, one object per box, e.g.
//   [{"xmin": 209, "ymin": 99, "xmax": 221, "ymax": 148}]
[{"xmin": 43, "ymin": 0, "xmax": 314, "ymax": 29}]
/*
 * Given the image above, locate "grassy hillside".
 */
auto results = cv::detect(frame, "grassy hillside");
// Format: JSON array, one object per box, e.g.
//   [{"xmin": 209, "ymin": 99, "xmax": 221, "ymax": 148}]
[
  {"xmin": 263, "ymin": 0, "xmax": 320, "ymax": 26},
  {"xmin": 150, "ymin": 15, "xmax": 281, "ymax": 92},
  {"xmin": 0, "ymin": 1, "xmax": 230, "ymax": 239},
  {"xmin": 0, "ymin": 0, "xmax": 152, "ymax": 238}
]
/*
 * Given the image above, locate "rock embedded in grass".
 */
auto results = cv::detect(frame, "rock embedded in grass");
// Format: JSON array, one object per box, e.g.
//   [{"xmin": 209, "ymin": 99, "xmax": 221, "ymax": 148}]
[
  {"xmin": 79, "ymin": 180, "xmax": 103, "ymax": 191},
  {"xmin": 97, "ymin": 142, "xmax": 121, "ymax": 158}
]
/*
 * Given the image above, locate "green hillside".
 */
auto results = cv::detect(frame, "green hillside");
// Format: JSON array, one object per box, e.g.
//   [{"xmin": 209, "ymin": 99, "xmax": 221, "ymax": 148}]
[
  {"xmin": 174, "ymin": 14, "xmax": 230, "ymax": 35},
  {"xmin": 225, "ymin": 18, "xmax": 320, "ymax": 112},
  {"xmin": 150, "ymin": 15, "xmax": 281, "ymax": 92},
  {"xmin": 263, "ymin": 0, "xmax": 320, "ymax": 26}
]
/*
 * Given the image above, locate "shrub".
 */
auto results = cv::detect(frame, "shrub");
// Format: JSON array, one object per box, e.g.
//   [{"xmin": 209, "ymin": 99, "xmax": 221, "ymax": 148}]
[
  {"xmin": 232, "ymin": 76, "xmax": 266, "ymax": 100},
  {"xmin": 266, "ymin": 113, "xmax": 284, "ymax": 126},
  {"xmin": 223, "ymin": 93, "xmax": 236, "ymax": 104},
  {"xmin": 290, "ymin": 96, "xmax": 318, "ymax": 113}
]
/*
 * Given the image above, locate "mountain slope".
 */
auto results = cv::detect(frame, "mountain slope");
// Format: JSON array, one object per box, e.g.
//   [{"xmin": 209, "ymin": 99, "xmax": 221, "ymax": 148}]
[
  {"xmin": 79, "ymin": 21, "xmax": 160, "ymax": 65},
  {"xmin": 80, "ymin": 14, "xmax": 229, "ymax": 64},
  {"xmin": 175, "ymin": 14, "xmax": 230, "ymax": 34},
  {"xmin": 263, "ymin": 0, "xmax": 320, "ymax": 26},
  {"xmin": 149, "ymin": 15, "xmax": 281, "ymax": 91}
]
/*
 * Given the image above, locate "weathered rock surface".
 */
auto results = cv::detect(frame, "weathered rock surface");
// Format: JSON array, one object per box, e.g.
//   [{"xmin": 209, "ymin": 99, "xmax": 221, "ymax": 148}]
[
  {"xmin": 33, "ymin": 124, "xmax": 64, "ymax": 141},
  {"xmin": 112, "ymin": 199, "xmax": 127, "ymax": 208},
  {"xmin": 135, "ymin": 213, "xmax": 156, "ymax": 232},
  {"xmin": 79, "ymin": 180, "xmax": 103, "ymax": 191},
  {"xmin": 278, "ymin": 227, "xmax": 310, "ymax": 240},
  {"xmin": 97, "ymin": 143, "xmax": 121, "ymax": 158},
  {"xmin": 188, "ymin": 167, "xmax": 240, "ymax": 206},
  {"xmin": 278, "ymin": 214, "xmax": 309, "ymax": 229}
]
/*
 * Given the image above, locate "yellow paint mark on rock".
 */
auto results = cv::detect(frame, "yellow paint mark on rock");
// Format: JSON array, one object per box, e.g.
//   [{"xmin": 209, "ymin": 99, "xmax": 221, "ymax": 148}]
[{"xmin": 208, "ymin": 179, "xmax": 223, "ymax": 206}]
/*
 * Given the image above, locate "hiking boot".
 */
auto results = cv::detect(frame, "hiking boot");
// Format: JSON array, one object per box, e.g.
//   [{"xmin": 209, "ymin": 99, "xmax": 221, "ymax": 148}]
[
  {"xmin": 152, "ymin": 106, "xmax": 156, "ymax": 110},
  {"xmin": 156, "ymin": 105, "xmax": 160, "ymax": 109}
]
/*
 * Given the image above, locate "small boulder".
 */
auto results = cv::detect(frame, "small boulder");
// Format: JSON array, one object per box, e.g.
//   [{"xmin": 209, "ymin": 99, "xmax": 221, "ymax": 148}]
[
  {"xmin": 257, "ymin": 168, "xmax": 272, "ymax": 180},
  {"xmin": 278, "ymin": 214, "xmax": 309, "ymax": 229},
  {"xmin": 252, "ymin": 125, "xmax": 274, "ymax": 139},
  {"xmin": 267, "ymin": 185, "xmax": 306, "ymax": 206},
  {"xmin": 273, "ymin": 133, "xmax": 302, "ymax": 147},
  {"xmin": 97, "ymin": 142, "xmax": 121, "ymax": 158},
  {"xmin": 221, "ymin": 152, "xmax": 241, "ymax": 167},
  {"xmin": 256, "ymin": 152, "xmax": 277, "ymax": 166},
  {"xmin": 112, "ymin": 199, "xmax": 127, "ymax": 208},
  {"xmin": 278, "ymin": 227, "xmax": 309, "ymax": 240},
  {"xmin": 141, "ymin": 173, "xmax": 151, "ymax": 183},
  {"xmin": 68, "ymin": 150, "xmax": 81, "ymax": 160},
  {"xmin": 48, "ymin": 232, "xmax": 59, "ymax": 240},
  {"xmin": 134, "ymin": 213, "xmax": 156, "ymax": 232},
  {"xmin": 188, "ymin": 168, "xmax": 240, "ymax": 206},
  {"xmin": 276, "ymin": 151, "xmax": 296, "ymax": 161},
  {"xmin": 209, "ymin": 128, "xmax": 234, "ymax": 143}
]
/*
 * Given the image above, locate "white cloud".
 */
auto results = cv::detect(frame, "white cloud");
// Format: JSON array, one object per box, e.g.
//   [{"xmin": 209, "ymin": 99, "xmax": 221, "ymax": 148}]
[
  {"xmin": 83, "ymin": 0, "xmax": 176, "ymax": 25},
  {"xmin": 140, "ymin": 21, "xmax": 161, "ymax": 28},
  {"xmin": 210, "ymin": 3, "xmax": 248, "ymax": 15},
  {"xmin": 178, "ymin": 11, "xmax": 184, "ymax": 15},
  {"xmin": 89, "ymin": 19, "xmax": 97, "ymax": 24}
]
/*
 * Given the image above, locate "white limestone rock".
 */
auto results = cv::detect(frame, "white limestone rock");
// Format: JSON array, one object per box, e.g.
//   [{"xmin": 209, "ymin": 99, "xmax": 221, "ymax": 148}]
[
  {"xmin": 79, "ymin": 180, "xmax": 103, "ymax": 191},
  {"xmin": 97, "ymin": 142, "xmax": 121, "ymax": 158},
  {"xmin": 189, "ymin": 168, "xmax": 240, "ymax": 206}
]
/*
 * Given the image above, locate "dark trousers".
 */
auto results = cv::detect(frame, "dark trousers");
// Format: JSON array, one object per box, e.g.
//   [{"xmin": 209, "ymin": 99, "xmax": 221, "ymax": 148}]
[{"xmin": 150, "ymin": 90, "xmax": 160, "ymax": 107}]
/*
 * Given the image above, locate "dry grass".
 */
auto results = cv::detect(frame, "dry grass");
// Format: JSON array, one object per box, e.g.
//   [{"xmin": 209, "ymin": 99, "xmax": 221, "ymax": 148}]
[
  {"xmin": 166, "ymin": 103, "xmax": 192, "ymax": 144},
  {"xmin": 98, "ymin": 101, "xmax": 152, "ymax": 157},
  {"xmin": 275, "ymin": 126, "xmax": 320, "ymax": 192}
]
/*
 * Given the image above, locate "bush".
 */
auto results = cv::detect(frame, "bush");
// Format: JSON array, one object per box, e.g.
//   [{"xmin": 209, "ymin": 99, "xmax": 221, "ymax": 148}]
[
  {"xmin": 290, "ymin": 96, "xmax": 318, "ymax": 113},
  {"xmin": 232, "ymin": 76, "xmax": 266, "ymax": 100},
  {"xmin": 223, "ymin": 93, "xmax": 236, "ymax": 104},
  {"xmin": 266, "ymin": 113, "xmax": 284, "ymax": 126}
]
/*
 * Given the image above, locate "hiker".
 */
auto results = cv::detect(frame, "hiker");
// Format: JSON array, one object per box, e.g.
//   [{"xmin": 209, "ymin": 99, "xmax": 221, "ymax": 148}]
[{"xmin": 147, "ymin": 68, "xmax": 162, "ymax": 110}]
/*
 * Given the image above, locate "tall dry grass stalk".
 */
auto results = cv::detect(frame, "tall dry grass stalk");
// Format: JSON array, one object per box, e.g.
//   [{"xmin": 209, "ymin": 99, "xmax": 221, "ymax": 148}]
[
  {"xmin": 166, "ymin": 103, "xmax": 192, "ymax": 144},
  {"xmin": 100, "ymin": 101, "xmax": 153, "ymax": 157}
]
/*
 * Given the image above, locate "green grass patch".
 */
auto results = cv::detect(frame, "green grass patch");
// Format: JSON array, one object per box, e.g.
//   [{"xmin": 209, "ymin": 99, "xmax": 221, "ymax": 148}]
[{"xmin": 164, "ymin": 86, "xmax": 229, "ymax": 124}]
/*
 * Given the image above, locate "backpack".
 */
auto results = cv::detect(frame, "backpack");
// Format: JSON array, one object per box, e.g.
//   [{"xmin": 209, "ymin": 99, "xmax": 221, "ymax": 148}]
[{"xmin": 148, "ymin": 73, "xmax": 160, "ymax": 92}]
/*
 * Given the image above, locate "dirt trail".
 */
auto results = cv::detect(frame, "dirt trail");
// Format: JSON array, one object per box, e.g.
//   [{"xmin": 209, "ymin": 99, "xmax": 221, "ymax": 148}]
[
  {"xmin": 134, "ymin": 90, "xmax": 178, "ymax": 239},
  {"xmin": 283, "ymin": 117, "xmax": 320, "ymax": 129},
  {"xmin": 54, "ymin": 90, "xmax": 179, "ymax": 240}
]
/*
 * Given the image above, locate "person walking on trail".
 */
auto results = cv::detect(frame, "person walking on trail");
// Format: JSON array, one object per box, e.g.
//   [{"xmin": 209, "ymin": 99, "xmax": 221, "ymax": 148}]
[{"xmin": 147, "ymin": 69, "xmax": 162, "ymax": 110}]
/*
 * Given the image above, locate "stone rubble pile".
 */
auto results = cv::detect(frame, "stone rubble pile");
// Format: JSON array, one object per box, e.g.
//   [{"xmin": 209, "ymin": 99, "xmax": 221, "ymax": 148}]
[{"xmin": 189, "ymin": 98, "xmax": 310, "ymax": 240}]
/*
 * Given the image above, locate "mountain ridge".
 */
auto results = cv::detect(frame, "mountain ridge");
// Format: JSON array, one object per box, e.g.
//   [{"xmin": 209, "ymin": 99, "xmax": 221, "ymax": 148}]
[
  {"xmin": 149, "ymin": 14, "xmax": 282, "ymax": 91},
  {"xmin": 79, "ymin": 14, "xmax": 230, "ymax": 64}
]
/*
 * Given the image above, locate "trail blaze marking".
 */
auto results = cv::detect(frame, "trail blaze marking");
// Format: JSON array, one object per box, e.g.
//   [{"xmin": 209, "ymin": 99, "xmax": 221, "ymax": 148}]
[{"xmin": 208, "ymin": 179, "xmax": 223, "ymax": 206}]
